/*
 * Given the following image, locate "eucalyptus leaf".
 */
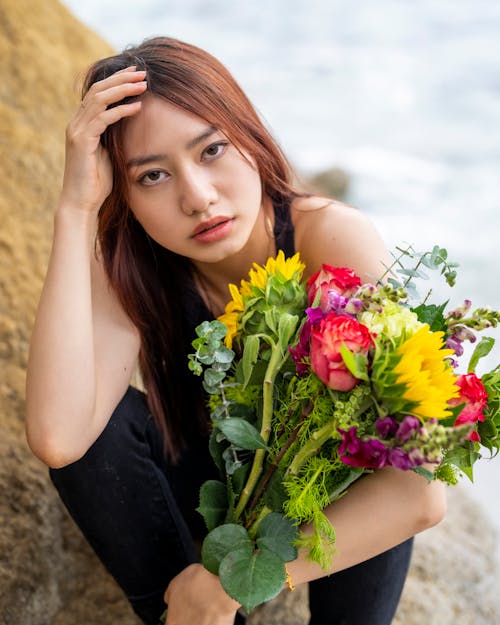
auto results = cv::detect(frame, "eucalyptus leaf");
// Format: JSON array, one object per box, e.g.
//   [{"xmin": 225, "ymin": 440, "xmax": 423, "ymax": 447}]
[
  {"xmin": 219, "ymin": 545, "xmax": 286, "ymax": 613},
  {"xmin": 218, "ymin": 418, "xmax": 268, "ymax": 450},
  {"xmin": 209, "ymin": 428, "xmax": 226, "ymax": 475},
  {"xmin": 204, "ymin": 368, "xmax": 226, "ymax": 387},
  {"xmin": 201, "ymin": 524, "xmax": 252, "ymax": 575},
  {"xmin": 197, "ymin": 481, "xmax": 228, "ymax": 531}
]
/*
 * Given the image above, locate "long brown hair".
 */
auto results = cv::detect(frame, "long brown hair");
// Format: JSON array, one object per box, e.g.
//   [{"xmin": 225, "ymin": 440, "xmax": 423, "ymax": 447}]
[{"xmin": 83, "ymin": 37, "xmax": 300, "ymax": 460}]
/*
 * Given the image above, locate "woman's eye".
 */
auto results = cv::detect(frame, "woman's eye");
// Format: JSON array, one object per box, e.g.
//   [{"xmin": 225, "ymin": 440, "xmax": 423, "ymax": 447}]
[
  {"xmin": 138, "ymin": 170, "xmax": 168, "ymax": 186},
  {"xmin": 202, "ymin": 142, "xmax": 228, "ymax": 160}
]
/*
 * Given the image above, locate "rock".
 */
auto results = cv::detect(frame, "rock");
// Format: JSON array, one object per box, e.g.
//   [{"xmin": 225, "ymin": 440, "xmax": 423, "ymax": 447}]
[
  {"xmin": 1, "ymin": 1, "xmax": 499, "ymax": 624},
  {"xmin": 305, "ymin": 166, "xmax": 350, "ymax": 200},
  {"xmin": 0, "ymin": 1, "xmax": 139, "ymax": 623}
]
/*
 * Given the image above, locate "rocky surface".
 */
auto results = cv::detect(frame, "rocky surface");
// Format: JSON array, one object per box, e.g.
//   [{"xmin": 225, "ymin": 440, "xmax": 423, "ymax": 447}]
[{"xmin": 0, "ymin": 1, "xmax": 499, "ymax": 624}]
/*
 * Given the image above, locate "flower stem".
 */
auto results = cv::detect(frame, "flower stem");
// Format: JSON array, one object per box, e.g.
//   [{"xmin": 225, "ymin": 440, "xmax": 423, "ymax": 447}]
[
  {"xmin": 234, "ymin": 343, "xmax": 286, "ymax": 520},
  {"xmin": 247, "ymin": 505, "xmax": 272, "ymax": 539}
]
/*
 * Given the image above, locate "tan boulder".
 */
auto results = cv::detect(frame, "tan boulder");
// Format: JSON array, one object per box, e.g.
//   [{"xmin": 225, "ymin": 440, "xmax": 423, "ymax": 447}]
[{"xmin": 1, "ymin": 1, "xmax": 499, "ymax": 624}]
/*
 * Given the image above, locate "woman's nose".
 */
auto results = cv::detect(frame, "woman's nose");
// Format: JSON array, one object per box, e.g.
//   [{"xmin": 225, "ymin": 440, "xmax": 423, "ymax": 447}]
[{"xmin": 179, "ymin": 169, "xmax": 218, "ymax": 216}]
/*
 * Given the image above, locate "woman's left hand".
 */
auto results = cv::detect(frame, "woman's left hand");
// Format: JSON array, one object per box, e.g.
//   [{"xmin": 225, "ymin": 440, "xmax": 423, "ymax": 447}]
[{"xmin": 164, "ymin": 563, "xmax": 241, "ymax": 625}]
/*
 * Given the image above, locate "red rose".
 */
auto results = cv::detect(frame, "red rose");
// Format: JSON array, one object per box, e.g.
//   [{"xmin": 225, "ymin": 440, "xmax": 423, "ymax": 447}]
[
  {"xmin": 310, "ymin": 313, "xmax": 373, "ymax": 391},
  {"xmin": 306, "ymin": 265, "xmax": 362, "ymax": 311},
  {"xmin": 449, "ymin": 373, "xmax": 488, "ymax": 440}
]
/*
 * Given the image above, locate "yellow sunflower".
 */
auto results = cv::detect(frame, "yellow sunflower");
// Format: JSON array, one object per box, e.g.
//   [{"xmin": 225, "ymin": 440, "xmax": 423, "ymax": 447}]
[
  {"xmin": 393, "ymin": 325, "xmax": 460, "ymax": 419},
  {"xmin": 218, "ymin": 252, "xmax": 305, "ymax": 347}
]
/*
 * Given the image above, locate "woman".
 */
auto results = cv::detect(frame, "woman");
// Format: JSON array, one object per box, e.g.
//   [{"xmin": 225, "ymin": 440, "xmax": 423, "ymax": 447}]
[{"xmin": 25, "ymin": 37, "xmax": 445, "ymax": 625}]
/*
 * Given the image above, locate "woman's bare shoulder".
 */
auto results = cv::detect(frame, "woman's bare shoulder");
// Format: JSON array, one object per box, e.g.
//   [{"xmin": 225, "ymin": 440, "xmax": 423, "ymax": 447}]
[{"xmin": 290, "ymin": 195, "xmax": 390, "ymax": 283}]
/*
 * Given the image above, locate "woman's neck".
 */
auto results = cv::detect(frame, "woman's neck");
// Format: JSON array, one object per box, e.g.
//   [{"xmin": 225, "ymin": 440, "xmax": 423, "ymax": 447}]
[{"xmin": 193, "ymin": 198, "xmax": 276, "ymax": 316}]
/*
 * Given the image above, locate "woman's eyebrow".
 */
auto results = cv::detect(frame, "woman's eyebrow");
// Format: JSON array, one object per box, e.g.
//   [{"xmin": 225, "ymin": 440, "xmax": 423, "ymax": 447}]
[
  {"xmin": 185, "ymin": 126, "xmax": 218, "ymax": 150},
  {"xmin": 126, "ymin": 126, "xmax": 218, "ymax": 169}
]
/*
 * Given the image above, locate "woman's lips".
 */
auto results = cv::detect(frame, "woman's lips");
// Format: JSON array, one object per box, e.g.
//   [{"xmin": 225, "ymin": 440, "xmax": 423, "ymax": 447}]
[{"xmin": 191, "ymin": 217, "xmax": 234, "ymax": 243}]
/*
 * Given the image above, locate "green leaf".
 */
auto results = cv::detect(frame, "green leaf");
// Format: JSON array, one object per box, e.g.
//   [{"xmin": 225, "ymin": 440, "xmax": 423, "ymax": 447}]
[
  {"xmin": 328, "ymin": 466, "xmax": 364, "ymax": 500},
  {"xmin": 201, "ymin": 524, "xmax": 253, "ymax": 575},
  {"xmin": 468, "ymin": 336, "xmax": 495, "ymax": 373},
  {"xmin": 242, "ymin": 335, "xmax": 260, "ymax": 388},
  {"xmin": 411, "ymin": 302, "xmax": 447, "ymax": 331},
  {"xmin": 197, "ymin": 481, "xmax": 228, "ymax": 531},
  {"xmin": 214, "ymin": 346, "xmax": 235, "ymax": 364},
  {"xmin": 256, "ymin": 513, "xmax": 298, "ymax": 562},
  {"xmin": 412, "ymin": 466, "xmax": 435, "ymax": 483},
  {"xmin": 204, "ymin": 368, "xmax": 226, "ymax": 387},
  {"xmin": 340, "ymin": 344, "xmax": 369, "ymax": 382},
  {"xmin": 262, "ymin": 466, "xmax": 288, "ymax": 512},
  {"xmin": 217, "ymin": 418, "xmax": 268, "ymax": 450},
  {"xmin": 219, "ymin": 545, "xmax": 286, "ymax": 613},
  {"xmin": 278, "ymin": 313, "xmax": 299, "ymax": 350},
  {"xmin": 444, "ymin": 445, "xmax": 480, "ymax": 482}
]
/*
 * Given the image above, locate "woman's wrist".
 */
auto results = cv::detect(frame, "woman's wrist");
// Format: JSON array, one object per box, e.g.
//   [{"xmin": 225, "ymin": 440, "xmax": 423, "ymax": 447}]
[{"xmin": 54, "ymin": 202, "xmax": 99, "ymax": 239}]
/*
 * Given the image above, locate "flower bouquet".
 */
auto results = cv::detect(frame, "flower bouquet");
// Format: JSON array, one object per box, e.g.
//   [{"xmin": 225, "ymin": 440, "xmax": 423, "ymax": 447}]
[{"xmin": 187, "ymin": 246, "xmax": 500, "ymax": 613}]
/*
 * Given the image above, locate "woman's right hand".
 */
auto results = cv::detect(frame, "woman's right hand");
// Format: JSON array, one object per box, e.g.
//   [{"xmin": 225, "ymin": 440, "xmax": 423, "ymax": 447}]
[{"xmin": 60, "ymin": 66, "xmax": 147, "ymax": 214}]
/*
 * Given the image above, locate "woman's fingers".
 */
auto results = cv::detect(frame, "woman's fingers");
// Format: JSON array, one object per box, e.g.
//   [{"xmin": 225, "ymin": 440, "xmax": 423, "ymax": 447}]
[{"xmin": 79, "ymin": 73, "xmax": 147, "ymax": 118}]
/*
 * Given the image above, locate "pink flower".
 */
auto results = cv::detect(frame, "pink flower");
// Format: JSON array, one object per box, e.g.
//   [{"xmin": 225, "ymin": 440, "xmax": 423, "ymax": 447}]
[
  {"xmin": 310, "ymin": 313, "xmax": 373, "ymax": 391},
  {"xmin": 449, "ymin": 373, "xmax": 488, "ymax": 441},
  {"xmin": 306, "ymin": 265, "xmax": 362, "ymax": 311}
]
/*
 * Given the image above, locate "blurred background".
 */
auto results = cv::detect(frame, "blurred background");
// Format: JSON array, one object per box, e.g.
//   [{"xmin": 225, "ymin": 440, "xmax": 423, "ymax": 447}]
[{"xmin": 61, "ymin": 0, "xmax": 500, "ymax": 552}]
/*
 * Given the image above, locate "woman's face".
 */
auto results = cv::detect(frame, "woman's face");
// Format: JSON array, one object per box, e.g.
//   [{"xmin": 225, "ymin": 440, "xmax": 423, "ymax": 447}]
[{"xmin": 122, "ymin": 95, "xmax": 264, "ymax": 264}]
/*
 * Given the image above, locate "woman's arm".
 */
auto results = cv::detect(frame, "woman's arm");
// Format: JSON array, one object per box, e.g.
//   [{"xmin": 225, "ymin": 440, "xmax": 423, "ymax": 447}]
[{"xmin": 25, "ymin": 68, "xmax": 147, "ymax": 468}]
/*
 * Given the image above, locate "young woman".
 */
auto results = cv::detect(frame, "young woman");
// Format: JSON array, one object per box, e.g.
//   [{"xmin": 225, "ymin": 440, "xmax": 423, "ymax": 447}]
[{"xmin": 25, "ymin": 37, "xmax": 445, "ymax": 625}]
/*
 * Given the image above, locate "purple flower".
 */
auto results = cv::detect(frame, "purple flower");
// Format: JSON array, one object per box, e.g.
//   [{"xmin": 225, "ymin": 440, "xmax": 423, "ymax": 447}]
[
  {"xmin": 453, "ymin": 326, "xmax": 476, "ymax": 343},
  {"xmin": 395, "ymin": 416, "xmax": 420, "ymax": 442},
  {"xmin": 445, "ymin": 335, "xmax": 464, "ymax": 357},
  {"xmin": 408, "ymin": 448, "xmax": 425, "ymax": 466},
  {"xmin": 326, "ymin": 290, "xmax": 349, "ymax": 314},
  {"xmin": 375, "ymin": 416, "xmax": 398, "ymax": 439},
  {"xmin": 338, "ymin": 427, "xmax": 389, "ymax": 469},
  {"xmin": 289, "ymin": 308, "xmax": 324, "ymax": 375},
  {"xmin": 388, "ymin": 448, "xmax": 413, "ymax": 470},
  {"xmin": 345, "ymin": 298, "xmax": 364, "ymax": 314}
]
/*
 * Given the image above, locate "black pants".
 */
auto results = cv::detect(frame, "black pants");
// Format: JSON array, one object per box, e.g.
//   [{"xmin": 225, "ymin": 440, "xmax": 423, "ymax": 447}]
[{"xmin": 50, "ymin": 387, "xmax": 413, "ymax": 625}]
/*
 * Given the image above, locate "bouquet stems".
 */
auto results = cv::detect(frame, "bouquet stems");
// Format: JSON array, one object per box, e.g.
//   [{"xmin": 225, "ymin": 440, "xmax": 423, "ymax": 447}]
[{"xmin": 234, "ymin": 342, "xmax": 286, "ymax": 520}]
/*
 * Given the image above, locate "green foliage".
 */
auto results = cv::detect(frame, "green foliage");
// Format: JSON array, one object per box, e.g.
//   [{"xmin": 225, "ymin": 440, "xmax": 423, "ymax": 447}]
[
  {"xmin": 188, "ymin": 320, "xmax": 235, "ymax": 394},
  {"xmin": 412, "ymin": 466, "xmax": 435, "ymax": 483},
  {"xmin": 217, "ymin": 418, "xmax": 269, "ymax": 451},
  {"xmin": 442, "ymin": 444, "xmax": 480, "ymax": 482},
  {"xmin": 379, "ymin": 243, "xmax": 460, "ymax": 301},
  {"xmin": 433, "ymin": 462, "xmax": 459, "ymax": 485},
  {"xmin": 219, "ymin": 546, "xmax": 286, "ymax": 613},
  {"xmin": 188, "ymin": 245, "xmax": 500, "ymax": 613},
  {"xmin": 295, "ymin": 508, "xmax": 336, "ymax": 570},
  {"xmin": 197, "ymin": 480, "xmax": 228, "ymax": 531},
  {"xmin": 201, "ymin": 524, "xmax": 252, "ymax": 575},
  {"xmin": 468, "ymin": 336, "xmax": 495, "ymax": 373},
  {"xmin": 255, "ymin": 513, "xmax": 298, "ymax": 562},
  {"xmin": 411, "ymin": 302, "xmax": 448, "ymax": 331}
]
